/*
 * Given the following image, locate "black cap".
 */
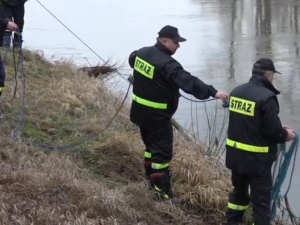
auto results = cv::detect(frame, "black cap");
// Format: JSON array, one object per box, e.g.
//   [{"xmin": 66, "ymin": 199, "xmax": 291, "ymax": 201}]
[
  {"xmin": 158, "ymin": 25, "xmax": 187, "ymax": 42},
  {"xmin": 252, "ymin": 58, "xmax": 281, "ymax": 74}
]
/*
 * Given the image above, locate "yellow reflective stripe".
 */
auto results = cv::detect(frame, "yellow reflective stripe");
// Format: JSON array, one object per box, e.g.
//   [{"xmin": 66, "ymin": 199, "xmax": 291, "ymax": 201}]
[
  {"xmin": 0, "ymin": 87, "xmax": 3, "ymax": 92},
  {"xmin": 229, "ymin": 96, "xmax": 256, "ymax": 117},
  {"xmin": 132, "ymin": 93, "xmax": 167, "ymax": 109},
  {"xmin": 144, "ymin": 151, "xmax": 151, "ymax": 159},
  {"xmin": 134, "ymin": 56, "xmax": 155, "ymax": 79},
  {"xmin": 226, "ymin": 138, "xmax": 269, "ymax": 153},
  {"xmin": 228, "ymin": 202, "xmax": 248, "ymax": 211},
  {"xmin": 151, "ymin": 162, "xmax": 169, "ymax": 170}
]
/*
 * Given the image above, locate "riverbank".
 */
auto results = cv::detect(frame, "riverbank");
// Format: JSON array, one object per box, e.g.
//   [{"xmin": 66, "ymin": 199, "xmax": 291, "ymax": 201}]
[{"xmin": 0, "ymin": 49, "xmax": 248, "ymax": 224}]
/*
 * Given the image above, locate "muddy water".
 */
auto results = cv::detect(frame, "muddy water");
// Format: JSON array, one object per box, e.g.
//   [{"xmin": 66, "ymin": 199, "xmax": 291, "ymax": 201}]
[{"xmin": 25, "ymin": 0, "xmax": 300, "ymax": 212}]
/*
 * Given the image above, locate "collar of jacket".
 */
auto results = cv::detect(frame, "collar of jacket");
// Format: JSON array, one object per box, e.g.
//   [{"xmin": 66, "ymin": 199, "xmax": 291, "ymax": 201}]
[
  {"xmin": 154, "ymin": 41, "xmax": 173, "ymax": 55},
  {"xmin": 249, "ymin": 73, "xmax": 280, "ymax": 95}
]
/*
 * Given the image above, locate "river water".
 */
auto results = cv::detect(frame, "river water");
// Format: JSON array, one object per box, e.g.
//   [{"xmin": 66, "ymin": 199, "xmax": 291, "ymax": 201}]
[{"xmin": 25, "ymin": 0, "xmax": 300, "ymax": 213}]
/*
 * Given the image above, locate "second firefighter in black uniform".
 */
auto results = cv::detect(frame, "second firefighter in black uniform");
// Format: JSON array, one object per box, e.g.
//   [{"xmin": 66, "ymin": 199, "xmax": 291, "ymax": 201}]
[
  {"xmin": 128, "ymin": 25, "xmax": 228, "ymax": 200},
  {"xmin": 224, "ymin": 58, "xmax": 295, "ymax": 225}
]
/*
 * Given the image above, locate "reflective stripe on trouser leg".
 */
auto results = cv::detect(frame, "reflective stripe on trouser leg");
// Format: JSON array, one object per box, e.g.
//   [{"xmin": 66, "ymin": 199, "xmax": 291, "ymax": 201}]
[
  {"xmin": 226, "ymin": 202, "xmax": 249, "ymax": 223},
  {"xmin": 151, "ymin": 162, "xmax": 169, "ymax": 170},
  {"xmin": 228, "ymin": 202, "xmax": 248, "ymax": 211}
]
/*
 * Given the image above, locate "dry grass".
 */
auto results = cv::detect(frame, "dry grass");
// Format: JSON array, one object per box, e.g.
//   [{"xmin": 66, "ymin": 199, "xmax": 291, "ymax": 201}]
[
  {"xmin": 172, "ymin": 145, "xmax": 230, "ymax": 210},
  {"xmin": 0, "ymin": 49, "xmax": 236, "ymax": 224}
]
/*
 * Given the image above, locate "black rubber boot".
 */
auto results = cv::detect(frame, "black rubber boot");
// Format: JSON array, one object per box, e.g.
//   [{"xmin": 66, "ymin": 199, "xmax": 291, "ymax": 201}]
[
  {"xmin": 225, "ymin": 209, "xmax": 245, "ymax": 225},
  {"xmin": 222, "ymin": 218, "xmax": 244, "ymax": 225},
  {"xmin": 149, "ymin": 169, "xmax": 173, "ymax": 200}
]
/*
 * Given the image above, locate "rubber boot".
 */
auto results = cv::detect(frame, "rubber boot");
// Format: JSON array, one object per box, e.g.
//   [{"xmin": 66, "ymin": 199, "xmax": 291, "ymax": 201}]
[
  {"xmin": 225, "ymin": 209, "xmax": 245, "ymax": 225},
  {"xmin": 222, "ymin": 221, "xmax": 243, "ymax": 225},
  {"xmin": 149, "ymin": 169, "xmax": 173, "ymax": 200}
]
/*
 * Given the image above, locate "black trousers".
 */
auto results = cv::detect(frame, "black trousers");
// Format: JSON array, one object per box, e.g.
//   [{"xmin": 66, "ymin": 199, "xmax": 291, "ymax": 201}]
[
  {"xmin": 0, "ymin": 3, "xmax": 25, "ymax": 45},
  {"xmin": 226, "ymin": 168, "xmax": 273, "ymax": 225},
  {"xmin": 140, "ymin": 121, "xmax": 173, "ymax": 170}
]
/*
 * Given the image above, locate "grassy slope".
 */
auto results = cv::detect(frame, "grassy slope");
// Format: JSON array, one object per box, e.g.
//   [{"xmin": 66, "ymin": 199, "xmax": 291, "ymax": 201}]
[{"xmin": 0, "ymin": 49, "xmax": 233, "ymax": 224}]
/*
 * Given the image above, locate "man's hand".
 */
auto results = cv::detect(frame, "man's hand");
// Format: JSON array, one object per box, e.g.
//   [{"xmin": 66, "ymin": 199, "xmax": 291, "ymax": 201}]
[
  {"xmin": 285, "ymin": 128, "xmax": 295, "ymax": 141},
  {"xmin": 6, "ymin": 21, "xmax": 18, "ymax": 31},
  {"xmin": 215, "ymin": 91, "xmax": 228, "ymax": 102}
]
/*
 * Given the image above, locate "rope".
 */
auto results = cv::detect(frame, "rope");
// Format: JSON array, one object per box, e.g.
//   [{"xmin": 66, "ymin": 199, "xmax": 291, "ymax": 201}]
[
  {"xmin": 181, "ymin": 94, "xmax": 229, "ymax": 107},
  {"xmin": 12, "ymin": 45, "xmax": 19, "ymax": 99},
  {"xmin": 271, "ymin": 132, "xmax": 299, "ymax": 222},
  {"xmin": 11, "ymin": 30, "xmax": 27, "ymax": 141}
]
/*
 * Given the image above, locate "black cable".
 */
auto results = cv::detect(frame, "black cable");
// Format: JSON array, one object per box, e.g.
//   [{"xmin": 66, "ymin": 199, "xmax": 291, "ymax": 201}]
[
  {"xmin": 12, "ymin": 46, "xmax": 19, "ymax": 99},
  {"xmin": 180, "ymin": 94, "xmax": 217, "ymax": 103}
]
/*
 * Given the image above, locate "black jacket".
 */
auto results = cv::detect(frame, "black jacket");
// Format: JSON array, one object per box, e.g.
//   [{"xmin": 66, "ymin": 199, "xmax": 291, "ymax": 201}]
[
  {"xmin": 226, "ymin": 74, "xmax": 287, "ymax": 175},
  {"xmin": 129, "ymin": 41, "xmax": 218, "ymax": 129},
  {"xmin": 1, "ymin": 0, "xmax": 26, "ymax": 7}
]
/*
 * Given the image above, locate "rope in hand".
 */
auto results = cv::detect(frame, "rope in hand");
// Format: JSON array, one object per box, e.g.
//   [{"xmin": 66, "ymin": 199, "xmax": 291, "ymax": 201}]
[{"xmin": 181, "ymin": 94, "xmax": 229, "ymax": 107}]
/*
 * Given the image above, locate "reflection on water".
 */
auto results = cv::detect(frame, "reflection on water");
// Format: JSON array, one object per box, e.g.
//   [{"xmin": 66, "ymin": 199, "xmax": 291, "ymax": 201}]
[{"xmin": 25, "ymin": 0, "xmax": 300, "ymax": 212}]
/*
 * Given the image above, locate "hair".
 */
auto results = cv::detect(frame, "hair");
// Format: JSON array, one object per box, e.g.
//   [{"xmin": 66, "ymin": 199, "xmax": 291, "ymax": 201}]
[
  {"xmin": 157, "ymin": 37, "xmax": 168, "ymax": 43},
  {"xmin": 252, "ymin": 68, "xmax": 265, "ymax": 75}
]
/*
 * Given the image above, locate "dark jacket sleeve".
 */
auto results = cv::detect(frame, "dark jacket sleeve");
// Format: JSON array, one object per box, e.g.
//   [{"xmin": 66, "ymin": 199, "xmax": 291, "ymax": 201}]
[
  {"xmin": 0, "ymin": 18, "xmax": 9, "ymax": 33},
  {"xmin": 162, "ymin": 59, "xmax": 218, "ymax": 99},
  {"xmin": 2, "ymin": 0, "xmax": 26, "ymax": 6},
  {"xmin": 261, "ymin": 97, "xmax": 287, "ymax": 143},
  {"xmin": 128, "ymin": 50, "xmax": 137, "ymax": 68}
]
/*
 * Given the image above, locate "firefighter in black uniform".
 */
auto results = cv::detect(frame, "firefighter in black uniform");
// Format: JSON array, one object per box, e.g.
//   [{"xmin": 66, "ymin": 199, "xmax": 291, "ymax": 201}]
[
  {"xmin": 224, "ymin": 58, "xmax": 295, "ymax": 225},
  {"xmin": 0, "ymin": 17, "xmax": 17, "ymax": 118},
  {"xmin": 128, "ymin": 25, "xmax": 228, "ymax": 199},
  {"xmin": 0, "ymin": 0, "xmax": 27, "ymax": 47}
]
